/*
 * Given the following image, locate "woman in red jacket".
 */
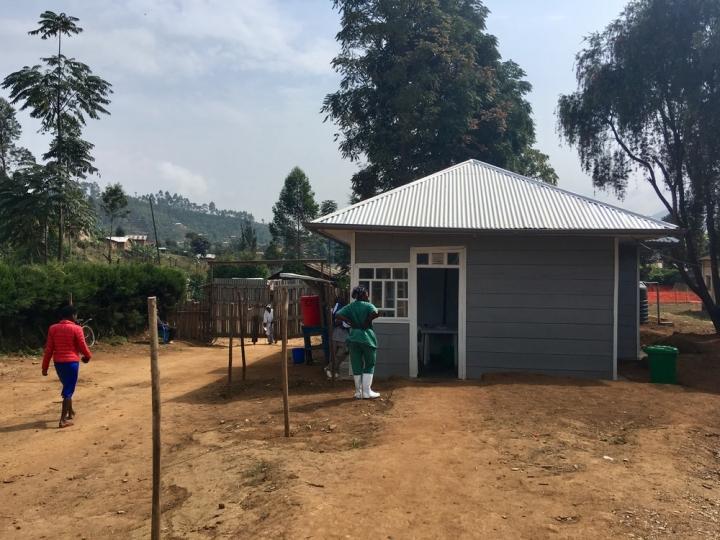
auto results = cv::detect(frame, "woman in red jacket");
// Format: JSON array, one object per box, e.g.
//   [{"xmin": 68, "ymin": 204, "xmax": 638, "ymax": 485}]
[{"xmin": 42, "ymin": 304, "xmax": 92, "ymax": 428}]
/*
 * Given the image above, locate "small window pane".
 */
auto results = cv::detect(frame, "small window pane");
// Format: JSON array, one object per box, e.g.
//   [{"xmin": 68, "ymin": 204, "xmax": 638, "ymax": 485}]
[
  {"xmin": 384, "ymin": 281, "xmax": 395, "ymax": 308},
  {"xmin": 359, "ymin": 268, "xmax": 374, "ymax": 279},
  {"xmin": 397, "ymin": 281, "xmax": 408, "ymax": 299},
  {"xmin": 397, "ymin": 300, "xmax": 408, "ymax": 318},
  {"xmin": 393, "ymin": 268, "xmax": 408, "ymax": 279},
  {"xmin": 447, "ymin": 252, "xmax": 460, "ymax": 265},
  {"xmin": 417, "ymin": 253, "xmax": 429, "ymax": 265},
  {"xmin": 378, "ymin": 309, "xmax": 394, "ymax": 318},
  {"xmin": 376, "ymin": 268, "xmax": 391, "ymax": 279},
  {"xmin": 371, "ymin": 281, "xmax": 383, "ymax": 305}
]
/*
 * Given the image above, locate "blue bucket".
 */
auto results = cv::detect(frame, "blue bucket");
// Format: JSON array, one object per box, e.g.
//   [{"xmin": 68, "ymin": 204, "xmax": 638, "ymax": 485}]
[{"xmin": 291, "ymin": 347, "xmax": 305, "ymax": 364}]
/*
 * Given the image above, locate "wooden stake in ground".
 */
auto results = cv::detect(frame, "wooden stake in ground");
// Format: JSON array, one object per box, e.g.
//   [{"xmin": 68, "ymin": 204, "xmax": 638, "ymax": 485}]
[
  {"xmin": 239, "ymin": 295, "xmax": 247, "ymax": 380},
  {"xmin": 147, "ymin": 296, "xmax": 161, "ymax": 540},
  {"xmin": 280, "ymin": 287, "xmax": 290, "ymax": 437},
  {"xmin": 325, "ymin": 283, "xmax": 337, "ymax": 383},
  {"xmin": 228, "ymin": 302, "xmax": 235, "ymax": 384}
]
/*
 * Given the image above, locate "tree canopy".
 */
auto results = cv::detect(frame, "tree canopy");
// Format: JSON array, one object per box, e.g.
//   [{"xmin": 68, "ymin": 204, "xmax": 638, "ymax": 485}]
[
  {"xmin": 269, "ymin": 167, "xmax": 319, "ymax": 260},
  {"xmin": 2, "ymin": 11, "xmax": 111, "ymax": 261},
  {"xmin": 323, "ymin": 0, "xmax": 557, "ymax": 200},
  {"xmin": 557, "ymin": 0, "xmax": 720, "ymax": 332}
]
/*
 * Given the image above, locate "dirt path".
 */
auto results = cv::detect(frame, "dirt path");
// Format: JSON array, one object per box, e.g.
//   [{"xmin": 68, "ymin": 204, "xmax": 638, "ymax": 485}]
[{"xmin": 1, "ymin": 336, "xmax": 719, "ymax": 539}]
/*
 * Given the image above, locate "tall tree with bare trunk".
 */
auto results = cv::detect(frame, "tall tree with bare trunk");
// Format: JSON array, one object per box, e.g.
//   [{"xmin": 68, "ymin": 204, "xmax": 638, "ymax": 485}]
[
  {"xmin": 558, "ymin": 0, "xmax": 720, "ymax": 333},
  {"xmin": 3, "ymin": 11, "xmax": 112, "ymax": 261}
]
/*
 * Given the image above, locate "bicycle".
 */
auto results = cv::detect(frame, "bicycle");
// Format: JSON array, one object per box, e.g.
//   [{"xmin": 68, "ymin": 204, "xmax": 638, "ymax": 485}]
[{"xmin": 77, "ymin": 318, "xmax": 96, "ymax": 348}]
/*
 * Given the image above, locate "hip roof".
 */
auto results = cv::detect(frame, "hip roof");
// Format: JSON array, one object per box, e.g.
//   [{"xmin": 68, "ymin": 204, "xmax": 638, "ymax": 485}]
[{"xmin": 309, "ymin": 160, "xmax": 677, "ymax": 236}]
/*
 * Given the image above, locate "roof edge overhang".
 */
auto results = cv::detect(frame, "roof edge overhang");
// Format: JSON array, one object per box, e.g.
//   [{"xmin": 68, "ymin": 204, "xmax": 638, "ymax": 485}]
[{"xmin": 306, "ymin": 222, "xmax": 682, "ymax": 243}]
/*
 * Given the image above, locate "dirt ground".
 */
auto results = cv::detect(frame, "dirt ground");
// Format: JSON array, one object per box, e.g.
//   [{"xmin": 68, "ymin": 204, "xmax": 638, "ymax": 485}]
[{"xmin": 2, "ymin": 312, "xmax": 719, "ymax": 539}]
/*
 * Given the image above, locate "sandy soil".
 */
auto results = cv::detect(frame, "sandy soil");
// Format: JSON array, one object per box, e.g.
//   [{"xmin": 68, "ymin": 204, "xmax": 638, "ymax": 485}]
[{"xmin": 1, "ymin": 317, "xmax": 719, "ymax": 539}]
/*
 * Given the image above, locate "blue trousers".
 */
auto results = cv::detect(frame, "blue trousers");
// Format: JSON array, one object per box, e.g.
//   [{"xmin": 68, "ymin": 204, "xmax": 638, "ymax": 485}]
[{"xmin": 54, "ymin": 362, "xmax": 80, "ymax": 398}]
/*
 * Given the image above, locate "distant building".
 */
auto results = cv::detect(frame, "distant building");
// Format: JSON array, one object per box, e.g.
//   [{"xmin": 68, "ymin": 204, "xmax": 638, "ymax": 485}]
[{"xmin": 104, "ymin": 234, "xmax": 150, "ymax": 252}]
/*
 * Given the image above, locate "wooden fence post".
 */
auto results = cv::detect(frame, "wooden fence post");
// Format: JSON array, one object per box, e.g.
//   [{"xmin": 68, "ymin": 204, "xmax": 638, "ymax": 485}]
[
  {"xmin": 240, "ymin": 295, "xmax": 247, "ymax": 380},
  {"xmin": 147, "ymin": 297, "xmax": 161, "ymax": 540},
  {"xmin": 281, "ymin": 287, "xmax": 290, "ymax": 437},
  {"xmin": 228, "ymin": 302, "xmax": 235, "ymax": 384}
]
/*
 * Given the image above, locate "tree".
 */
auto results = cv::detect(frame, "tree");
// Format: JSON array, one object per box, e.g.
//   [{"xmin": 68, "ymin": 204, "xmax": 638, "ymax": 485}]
[
  {"xmin": 269, "ymin": 167, "xmax": 319, "ymax": 259},
  {"xmin": 323, "ymin": 0, "xmax": 557, "ymax": 201},
  {"xmin": 2, "ymin": 11, "xmax": 112, "ymax": 261},
  {"xmin": 557, "ymin": 0, "xmax": 720, "ymax": 332},
  {"xmin": 239, "ymin": 218, "xmax": 258, "ymax": 254},
  {"xmin": 0, "ymin": 163, "xmax": 94, "ymax": 263},
  {"xmin": 185, "ymin": 232, "xmax": 211, "ymax": 256},
  {"xmin": 0, "ymin": 98, "xmax": 34, "ymax": 174},
  {"xmin": 320, "ymin": 200, "xmax": 338, "ymax": 217},
  {"xmin": 101, "ymin": 183, "xmax": 129, "ymax": 263}
]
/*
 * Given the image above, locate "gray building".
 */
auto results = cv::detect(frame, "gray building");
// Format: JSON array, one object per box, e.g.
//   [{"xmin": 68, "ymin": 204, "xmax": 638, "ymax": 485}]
[{"xmin": 308, "ymin": 160, "xmax": 677, "ymax": 380}]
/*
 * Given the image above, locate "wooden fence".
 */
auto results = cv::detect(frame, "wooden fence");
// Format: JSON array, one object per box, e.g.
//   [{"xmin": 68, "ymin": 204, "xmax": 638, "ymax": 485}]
[{"xmin": 169, "ymin": 278, "xmax": 317, "ymax": 342}]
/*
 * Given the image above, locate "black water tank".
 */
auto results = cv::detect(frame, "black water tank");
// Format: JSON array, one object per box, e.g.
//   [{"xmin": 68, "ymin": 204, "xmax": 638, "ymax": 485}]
[{"xmin": 639, "ymin": 282, "xmax": 649, "ymax": 324}]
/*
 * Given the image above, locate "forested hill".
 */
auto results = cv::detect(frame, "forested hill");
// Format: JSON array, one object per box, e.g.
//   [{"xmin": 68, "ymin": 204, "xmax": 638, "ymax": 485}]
[{"xmin": 84, "ymin": 183, "xmax": 271, "ymax": 246}]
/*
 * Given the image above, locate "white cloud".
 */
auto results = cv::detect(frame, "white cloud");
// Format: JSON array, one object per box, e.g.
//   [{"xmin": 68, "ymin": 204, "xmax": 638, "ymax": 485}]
[
  {"xmin": 117, "ymin": 0, "xmax": 336, "ymax": 76},
  {"xmin": 156, "ymin": 161, "xmax": 209, "ymax": 199}
]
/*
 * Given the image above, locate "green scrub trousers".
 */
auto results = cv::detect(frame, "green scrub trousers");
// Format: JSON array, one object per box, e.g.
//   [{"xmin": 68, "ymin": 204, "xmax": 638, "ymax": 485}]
[{"xmin": 348, "ymin": 341, "xmax": 376, "ymax": 375}]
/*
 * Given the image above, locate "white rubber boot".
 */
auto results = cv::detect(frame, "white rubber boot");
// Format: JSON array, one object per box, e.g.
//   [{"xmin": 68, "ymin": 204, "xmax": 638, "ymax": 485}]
[
  {"xmin": 353, "ymin": 375, "xmax": 362, "ymax": 399},
  {"xmin": 362, "ymin": 373, "xmax": 380, "ymax": 399}
]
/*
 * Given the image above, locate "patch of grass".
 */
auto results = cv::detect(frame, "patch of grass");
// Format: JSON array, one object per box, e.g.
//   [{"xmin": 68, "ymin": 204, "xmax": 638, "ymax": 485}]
[
  {"xmin": 244, "ymin": 459, "xmax": 273, "ymax": 486},
  {"xmin": 350, "ymin": 437, "xmax": 365, "ymax": 449},
  {"xmin": 105, "ymin": 335, "xmax": 128, "ymax": 346}
]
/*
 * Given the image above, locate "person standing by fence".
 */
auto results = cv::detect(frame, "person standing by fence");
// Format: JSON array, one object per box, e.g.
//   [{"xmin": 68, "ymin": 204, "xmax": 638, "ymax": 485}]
[
  {"xmin": 263, "ymin": 304, "xmax": 274, "ymax": 344},
  {"xmin": 41, "ymin": 304, "xmax": 92, "ymax": 428}
]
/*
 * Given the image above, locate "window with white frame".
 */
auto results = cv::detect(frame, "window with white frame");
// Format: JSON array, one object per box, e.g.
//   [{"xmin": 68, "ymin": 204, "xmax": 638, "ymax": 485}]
[{"xmin": 357, "ymin": 266, "xmax": 409, "ymax": 318}]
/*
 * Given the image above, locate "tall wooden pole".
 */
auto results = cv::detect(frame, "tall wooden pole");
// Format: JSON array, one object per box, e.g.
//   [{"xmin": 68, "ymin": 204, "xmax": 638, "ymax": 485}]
[
  {"xmin": 228, "ymin": 302, "xmax": 235, "ymax": 384},
  {"xmin": 149, "ymin": 198, "xmax": 161, "ymax": 265},
  {"xmin": 239, "ymin": 295, "xmax": 247, "ymax": 380},
  {"xmin": 147, "ymin": 297, "xmax": 161, "ymax": 540},
  {"xmin": 281, "ymin": 287, "xmax": 290, "ymax": 437}
]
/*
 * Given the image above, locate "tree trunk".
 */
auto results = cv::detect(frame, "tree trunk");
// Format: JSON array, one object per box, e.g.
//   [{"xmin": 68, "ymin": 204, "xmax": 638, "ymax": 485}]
[
  {"xmin": 57, "ymin": 204, "xmax": 64, "ymax": 262},
  {"xmin": 107, "ymin": 218, "xmax": 114, "ymax": 263},
  {"xmin": 56, "ymin": 32, "xmax": 64, "ymax": 263},
  {"xmin": 43, "ymin": 220, "xmax": 48, "ymax": 264},
  {"xmin": 709, "ymin": 305, "xmax": 720, "ymax": 334}
]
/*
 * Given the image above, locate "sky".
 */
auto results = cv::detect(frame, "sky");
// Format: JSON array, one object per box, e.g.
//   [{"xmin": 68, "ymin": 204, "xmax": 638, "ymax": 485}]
[{"xmin": 0, "ymin": 0, "xmax": 664, "ymax": 222}]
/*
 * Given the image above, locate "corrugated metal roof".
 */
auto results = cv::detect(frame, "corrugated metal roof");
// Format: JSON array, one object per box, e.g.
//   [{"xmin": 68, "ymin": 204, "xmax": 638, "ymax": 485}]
[{"xmin": 310, "ymin": 160, "xmax": 677, "ymax": 234}]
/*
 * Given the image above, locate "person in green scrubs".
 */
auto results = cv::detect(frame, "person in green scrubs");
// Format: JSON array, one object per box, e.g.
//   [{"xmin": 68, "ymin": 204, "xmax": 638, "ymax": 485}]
[{"xmin": 335, "ymin": 286, "xmax": 381, "ymax": 399}]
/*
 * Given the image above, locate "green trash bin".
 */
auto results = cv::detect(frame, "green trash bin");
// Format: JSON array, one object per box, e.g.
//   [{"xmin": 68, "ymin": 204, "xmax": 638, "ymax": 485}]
[{"xmin": 643, "ymin": 345, "xmax": 678, "ymax": 384}]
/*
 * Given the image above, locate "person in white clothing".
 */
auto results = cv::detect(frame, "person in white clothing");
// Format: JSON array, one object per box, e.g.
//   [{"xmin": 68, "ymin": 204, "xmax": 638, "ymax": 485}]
[{"xmin": 263, "ymin": 304, "xmax": 274, "ymax": 344}]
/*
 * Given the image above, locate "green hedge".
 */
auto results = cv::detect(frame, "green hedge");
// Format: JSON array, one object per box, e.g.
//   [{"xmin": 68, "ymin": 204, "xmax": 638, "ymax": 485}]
[{"xmin": 0, "ymin": 262, "xmax": 186, "ymax": 350}]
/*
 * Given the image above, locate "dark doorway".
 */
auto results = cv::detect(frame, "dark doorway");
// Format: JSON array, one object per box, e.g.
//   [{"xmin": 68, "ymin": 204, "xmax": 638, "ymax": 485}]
[{"xmin": 417, "ymin": 268, "xmax": 459, "ymax": 378}]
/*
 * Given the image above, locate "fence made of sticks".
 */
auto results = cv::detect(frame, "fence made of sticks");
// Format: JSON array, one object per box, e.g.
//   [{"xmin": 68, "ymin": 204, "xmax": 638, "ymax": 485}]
[{"xmin": 169, "ymin": 278, "xmax": 316, "ymax": 342}]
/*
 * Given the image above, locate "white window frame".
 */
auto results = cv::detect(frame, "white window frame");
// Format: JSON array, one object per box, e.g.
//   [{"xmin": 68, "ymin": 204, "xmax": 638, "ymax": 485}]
[{"xmin": 354, "ymin": 262, "xmax": 410, "ymax": 323}]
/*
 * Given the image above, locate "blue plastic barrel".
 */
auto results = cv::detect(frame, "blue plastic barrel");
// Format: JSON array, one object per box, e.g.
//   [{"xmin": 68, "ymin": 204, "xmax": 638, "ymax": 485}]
[{"xmin": 292, "ymin": 347, "xmax": 305, "ymax": 364}]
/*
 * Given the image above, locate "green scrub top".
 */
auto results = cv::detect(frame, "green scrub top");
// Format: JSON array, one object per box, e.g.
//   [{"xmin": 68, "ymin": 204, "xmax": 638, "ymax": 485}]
[{"xmin": 336, "ymin": 300, "xmax": 379, "ymax": 348}]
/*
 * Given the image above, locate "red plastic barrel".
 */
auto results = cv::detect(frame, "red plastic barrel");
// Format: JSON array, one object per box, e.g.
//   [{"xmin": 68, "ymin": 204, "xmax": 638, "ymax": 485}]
[{"xmin": 300, "ymin": 295, "xmax": 322, "ymax": 327}]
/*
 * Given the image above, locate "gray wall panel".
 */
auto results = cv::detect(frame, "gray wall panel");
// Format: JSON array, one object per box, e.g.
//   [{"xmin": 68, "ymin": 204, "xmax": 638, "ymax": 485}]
[
  {"xmin": 372, "ymin": 322, "xmax": 410, "ymax": 378},
  {"xmin": 617, "ymin": 243, "xmax": 639, "ymax": 360},
  {"xmin": 354, "ymin": 233, "xmax": 616, "ymax": 379}
]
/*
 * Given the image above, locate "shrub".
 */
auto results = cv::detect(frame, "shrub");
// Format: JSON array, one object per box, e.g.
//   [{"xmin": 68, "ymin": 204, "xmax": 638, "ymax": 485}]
[
  {"xmin": 0, "ymin": 262, "xmax": 186, "ymax": 350},
  {"xmin": 640, "ymin": 265, "xmax": 681, "ymax": 285}
]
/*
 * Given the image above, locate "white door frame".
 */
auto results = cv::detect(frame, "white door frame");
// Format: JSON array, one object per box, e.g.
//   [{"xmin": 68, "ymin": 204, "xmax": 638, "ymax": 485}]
[{"xmin": 409, "ymin": 246, "xmax": 467, "ymax": 379}]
